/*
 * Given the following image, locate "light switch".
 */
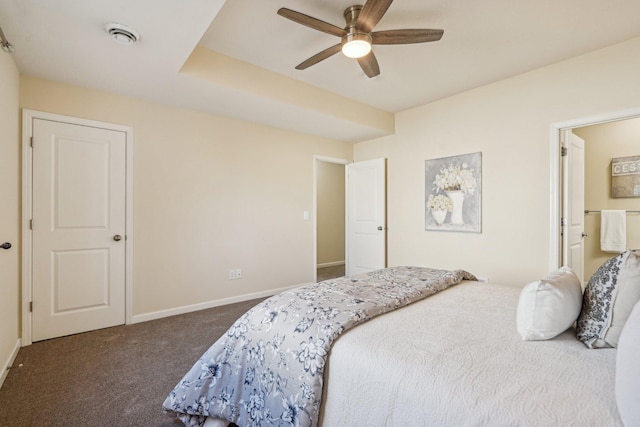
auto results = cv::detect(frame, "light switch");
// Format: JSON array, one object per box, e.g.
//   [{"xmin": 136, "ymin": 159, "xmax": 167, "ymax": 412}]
[{"xmin": 303, "ymin": 211, "xmax": 309, "ymax": 220}]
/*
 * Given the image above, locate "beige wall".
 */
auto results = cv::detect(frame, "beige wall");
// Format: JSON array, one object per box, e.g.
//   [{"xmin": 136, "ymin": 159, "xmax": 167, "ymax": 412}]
[
  {"xmin": 316, "ymin": 161, "xmax": 345, "ymax": 266},
  {"xmin": 354, "ymin": 36, "xmax": 640, "ymax": 285},
  {"xmin": 574, "ymin": 118, "xmax": 640, "ymax": 279},
  {"xmin": 8, "ymin": 34, "xmax": 640, "ymax": 352},
  {"xmin": 19, "ymin": 76, "xmax": 353, "ymax": 317},
  {"xmin": 0, "ymin": 52, "xmax": 20, "ymax": 382}
]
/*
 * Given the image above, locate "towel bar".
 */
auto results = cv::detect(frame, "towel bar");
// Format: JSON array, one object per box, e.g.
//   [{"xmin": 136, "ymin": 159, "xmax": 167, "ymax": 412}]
[{"xmin": 584, "ymin": 210, "xmax": 640, "ymax": 214}]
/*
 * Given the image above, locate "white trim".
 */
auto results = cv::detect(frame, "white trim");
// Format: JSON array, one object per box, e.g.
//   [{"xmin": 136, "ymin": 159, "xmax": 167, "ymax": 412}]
[
  {"xmin": 549, "ymin": 126, "xmax": 562, "ymax": 272},
  {"xmin": 21, "ymin": 112, "xmax": 33, "ymax": 346},
  {"xmin": 125, "ymin": 126, "xmax": 134, "ymax": 327},
  {"xmin": 549, "ymin": 106, "xmax": 640, "ymax": 272},
  {"xmin": 130, "ymin": 284, "xmax": 301, "ymax": 324},
  {"xmin": 313, "ymin": 155, "xmax": 349, "ymax": 283},
  {"xmin": 0, "ymin": 339, "xmax": 21, "ymax": 389},
  {"xmin": 21, "ymin": 109, "xmax": 134, "ymax": 346},
  {"xmin": 317, "ymin": 261, "xmax": 345, "ymax": 268}
]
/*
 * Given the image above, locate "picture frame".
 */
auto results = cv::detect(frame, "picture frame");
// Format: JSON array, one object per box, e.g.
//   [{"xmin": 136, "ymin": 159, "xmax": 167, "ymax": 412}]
[{"xmin": 425, "ymin": 152, "xmax": 482, "ymax": 233}]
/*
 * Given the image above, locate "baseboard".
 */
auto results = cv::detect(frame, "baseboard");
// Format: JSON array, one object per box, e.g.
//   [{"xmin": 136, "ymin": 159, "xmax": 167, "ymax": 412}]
[
  {"xmin": 131, "ymin": 284, "xmax": 301, "ymax": 324},
  {"xmin": 317, "ymin": 261, "xmax": 345, "ymax": 268},
  {"xmin": 0, "ymin": 339, "xmax": 21, "ymax": 390}
]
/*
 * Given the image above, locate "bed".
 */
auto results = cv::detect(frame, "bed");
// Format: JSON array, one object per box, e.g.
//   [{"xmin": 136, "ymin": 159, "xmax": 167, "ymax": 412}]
[{"xmin": 163, "ymin": 265, "xmax": 631, "ymax": 427}]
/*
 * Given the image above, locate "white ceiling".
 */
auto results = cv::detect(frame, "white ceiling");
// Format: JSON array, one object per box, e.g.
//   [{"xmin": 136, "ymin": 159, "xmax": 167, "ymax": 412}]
[{"xmin": 2, "ymin": 0, "xmax": 640, "ymax": 142}]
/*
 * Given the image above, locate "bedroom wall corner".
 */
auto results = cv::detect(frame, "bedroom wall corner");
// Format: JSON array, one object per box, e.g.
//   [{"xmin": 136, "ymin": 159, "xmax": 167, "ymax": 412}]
[
  {"xmin": 18, "ymin": 76, "xmax": 353, "ymax": 319},
  {"xmin": 353, "ymin": 36, "xmax": 640, "ymax": 286},
  {"xmin": 0, "ymin": 51, "xmax": 20, "ymax": 388}
]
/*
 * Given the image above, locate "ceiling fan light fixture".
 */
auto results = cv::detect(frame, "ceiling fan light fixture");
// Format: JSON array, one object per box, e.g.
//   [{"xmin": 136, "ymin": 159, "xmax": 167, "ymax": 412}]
[
  {"xmin": 342, "ymin": 33, "xmax": 372, "ymax": 58},
  {"xmin": 278, "ymin": 1, "xmax": 444, "ymax": 78}
]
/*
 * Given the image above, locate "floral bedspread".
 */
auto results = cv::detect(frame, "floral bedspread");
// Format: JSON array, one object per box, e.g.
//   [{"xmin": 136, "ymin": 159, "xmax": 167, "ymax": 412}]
[{"xmin": 163, "ymin": 266, "xmax": 476, "ymax": 426}]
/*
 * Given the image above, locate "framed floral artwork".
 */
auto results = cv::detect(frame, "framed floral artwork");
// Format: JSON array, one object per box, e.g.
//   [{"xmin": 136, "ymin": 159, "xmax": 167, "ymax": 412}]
[{"xmin": 425, "ymin": 152, "xmax": 482, "ymax": 232}]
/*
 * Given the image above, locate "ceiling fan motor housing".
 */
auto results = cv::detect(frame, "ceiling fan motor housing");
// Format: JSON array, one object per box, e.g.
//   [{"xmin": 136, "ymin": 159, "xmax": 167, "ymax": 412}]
[
  {"xmin": 341, "ymin": 5, "xmax": 372, "ymax": 57},
  {"xmin": 343, "ymin": 5, "xmax": 363, "ymax": 27}
]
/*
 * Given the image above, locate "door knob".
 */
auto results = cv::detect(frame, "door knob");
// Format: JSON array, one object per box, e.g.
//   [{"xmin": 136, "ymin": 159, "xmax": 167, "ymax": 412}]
[
  {"xmin": 1, "ymin": 242, "xmax": 11, "ymax": 249},
  {"xmin": 581, "ymin": 232, "xmax": 588, "ymax": 238},
  {"xmin": 377, "ymin": 226, "xmax": 383, "ymax": 231},
  {"xmin": 113, "ymin": 235, "xmax": 122, "ymax": 241}
]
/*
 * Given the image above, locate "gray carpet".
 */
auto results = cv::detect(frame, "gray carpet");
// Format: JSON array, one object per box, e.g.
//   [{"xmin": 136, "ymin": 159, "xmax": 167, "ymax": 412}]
[
  {"xmin": 0, "ymin": 298, "xmax": 264, "ymax": 426},
  {"xmin": 316, "ymin": 264, "xmax": 344, "ymax": 282}
]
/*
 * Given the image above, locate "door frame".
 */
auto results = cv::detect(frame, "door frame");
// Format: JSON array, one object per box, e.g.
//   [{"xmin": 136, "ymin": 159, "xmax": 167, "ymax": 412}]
[
  {"xmin": 313, "ymin": 155, "xmax": 349, "ymax": 282},
  {"xmin": 21, "ymin": 109, "xmax": 134, "ymax": 346},
  {"xmin": 549, "ymin": 106, "xmax": 640, "ymax": 272}
]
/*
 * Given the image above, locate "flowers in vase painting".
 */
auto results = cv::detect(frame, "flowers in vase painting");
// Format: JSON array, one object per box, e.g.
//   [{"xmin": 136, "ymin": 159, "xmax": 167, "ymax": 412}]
[
  {"xmin": 426, "ymin": 194, "xmax": 453, "ymax": 212},
  {"xmin": 425, "ymin": 152, "xmax": 482, "ymax": 233},
  {"xmin": 433, "ymin": 162, "xmax": 477, "ymax": 196},
  {"xmin": 427, "ymin": 194, "xmax": 452, "ymax": 226}
]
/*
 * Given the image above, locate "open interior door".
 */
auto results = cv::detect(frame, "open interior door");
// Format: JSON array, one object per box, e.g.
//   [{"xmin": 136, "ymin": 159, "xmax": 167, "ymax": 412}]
[
  {"xmin": 562, "ymin": 130, "xmax": 586, "ymax": 285},
  {"xmin": 346, "ymin": 158, "xmax": 386, "ymax": 276}
]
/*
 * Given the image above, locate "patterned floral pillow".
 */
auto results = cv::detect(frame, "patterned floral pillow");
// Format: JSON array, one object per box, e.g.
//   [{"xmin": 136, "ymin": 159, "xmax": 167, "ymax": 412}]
[{"xmin": 576, "ymin": 250, "xmax": 640, "ymax": 348}]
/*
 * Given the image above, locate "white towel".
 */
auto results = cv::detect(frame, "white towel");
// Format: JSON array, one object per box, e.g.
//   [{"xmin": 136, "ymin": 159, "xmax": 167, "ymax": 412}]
[{"xmin": 601, "ymin": 210, "xmax": 626, "ymax": 253}]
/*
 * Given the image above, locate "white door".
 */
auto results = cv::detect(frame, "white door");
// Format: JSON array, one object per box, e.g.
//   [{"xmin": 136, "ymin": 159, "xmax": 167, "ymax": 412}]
[
  {"xmin": 346, "ymin": 158, "xmax": 386, "ymax": 276},
  {"xmin": 31, "ymin": 118, "xmax": 127, "ymax": 341},
  {"xmin": 562, "ymin": 130, "xmax": 586, "ymax": 284}
]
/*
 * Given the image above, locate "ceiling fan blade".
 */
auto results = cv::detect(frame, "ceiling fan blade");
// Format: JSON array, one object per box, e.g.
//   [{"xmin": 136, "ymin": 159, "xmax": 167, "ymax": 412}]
[
  {"xmin": 357, "ymin": 0, "xmax": 393, "ymax": 33},
  {"xmin": 357, "ymin": 51, "xmax": 380, "ymax": 78},
  {"xmin": 295, "ymin": 44, "xmax": 343, "ymax": 70},
  {"xmin": 278, "ymin": 8, "xmax": 347, "ymax": 38},
  {"xmin": 372, "ymin": 29, "xmax": 444, "ymax": 45}
]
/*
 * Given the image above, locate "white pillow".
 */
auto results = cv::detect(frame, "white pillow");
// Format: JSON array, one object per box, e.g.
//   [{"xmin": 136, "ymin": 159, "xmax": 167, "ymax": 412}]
[
  {"xmin": 616, "ymin": 300, "xmax": 640, "ymax": 427},
  {"xmin": 516, "ymin": 266, "xmax": 583, "ymax": 340}
]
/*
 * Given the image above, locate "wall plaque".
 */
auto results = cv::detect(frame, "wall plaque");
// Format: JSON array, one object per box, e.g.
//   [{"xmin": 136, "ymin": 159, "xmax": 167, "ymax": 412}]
[{"xmin": 612, "ymin": 155, "xmax": 640, "ymax": 198}]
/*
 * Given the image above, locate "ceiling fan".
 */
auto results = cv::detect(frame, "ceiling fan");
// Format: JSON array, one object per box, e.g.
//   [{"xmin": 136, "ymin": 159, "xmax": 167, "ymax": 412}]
[{"xmin": 277, "ymin": 0, "xmax": 443, "ymax": 78}]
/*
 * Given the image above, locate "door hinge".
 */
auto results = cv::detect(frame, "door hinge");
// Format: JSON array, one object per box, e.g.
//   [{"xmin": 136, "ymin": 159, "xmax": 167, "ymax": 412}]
[
  {"xmin": 29, "ymin": 219, "xmax": 33, "ymax": 230},
  {"xmin": 29, "ymin": 301, "xmax": 33, "ymax": 312},
  {"xmin": 560, "ymin": 217, "xmax": 566, "ymax": 227},
  {"xmin": 30, "ymin": 136, "xmax": 33, "ymax": 147},
  {"xmin": 561, "ymin": 146, "xmax": 568, "ymax": 157}
]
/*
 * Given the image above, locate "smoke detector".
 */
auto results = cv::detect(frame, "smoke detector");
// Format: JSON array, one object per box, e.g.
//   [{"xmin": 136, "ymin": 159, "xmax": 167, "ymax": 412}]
[{"xmin": 105, "ymin": 23, "xmax": 140, "ymax": 45}]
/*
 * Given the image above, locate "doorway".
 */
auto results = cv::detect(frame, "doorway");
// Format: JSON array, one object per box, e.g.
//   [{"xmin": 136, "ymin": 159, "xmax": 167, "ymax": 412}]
[
  {"xmin": 314, "ymin": 156, "xmax": 347, "ymax": 282},
  {"xmin": 22, "ymin": 110, "xmax": 134, "ymax": 345},
  {"xmin": 555, "ymin": 110, "xmax": 640, "ymax": 283},
  {"xmin": 313, "ymin": 156, "xmax": 387, "ymax": 281}
]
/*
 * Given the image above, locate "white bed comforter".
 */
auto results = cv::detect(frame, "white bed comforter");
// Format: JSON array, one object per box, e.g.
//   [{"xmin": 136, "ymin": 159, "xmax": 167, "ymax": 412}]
[
  {"xmin": 318, "ymin": 281, "xmax": 622, "ymax": 427},
  {"xmin": 167, "ymin": 267, "xmax": 474, "ymax": 426}
]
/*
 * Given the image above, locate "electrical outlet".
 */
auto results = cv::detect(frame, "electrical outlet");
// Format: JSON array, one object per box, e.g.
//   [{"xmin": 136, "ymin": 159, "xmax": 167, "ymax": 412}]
[
  {"xmin": 228, "ymin": 269, "xmax": 235, "ymax": 280},
  {"xmin": 235, "ymin": 268, "xmax": 242, "ymax": 279}
]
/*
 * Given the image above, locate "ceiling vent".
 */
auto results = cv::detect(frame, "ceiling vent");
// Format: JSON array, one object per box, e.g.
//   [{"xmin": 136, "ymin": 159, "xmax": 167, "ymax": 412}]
[{"xmin": 105, "ymin": 23, "xmax": 140, "ymax": 46}]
